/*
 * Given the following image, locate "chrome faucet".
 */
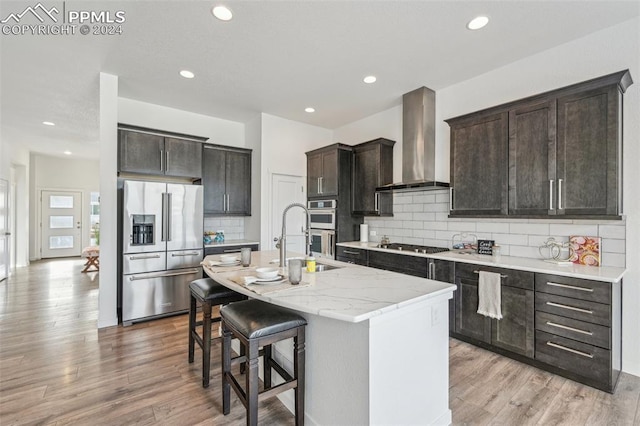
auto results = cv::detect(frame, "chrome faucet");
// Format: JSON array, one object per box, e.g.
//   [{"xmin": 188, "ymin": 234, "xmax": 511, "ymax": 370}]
[{"xmin": 276, "ymin": 203, "xmax": 311, "ymax": 267}]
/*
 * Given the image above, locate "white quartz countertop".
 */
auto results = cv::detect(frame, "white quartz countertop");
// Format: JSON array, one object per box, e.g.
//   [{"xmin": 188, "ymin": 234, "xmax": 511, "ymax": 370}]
[
  {"xmin": 338, "ymin": 241, "xmax": 626, "ymax": 283},
  {"xmin": 203, "ymin": 250, "xmax": 456, "ymax": 323},
  {"xmin": 204, "ymin": 239, "xmax": 260, "ymax": 248}
]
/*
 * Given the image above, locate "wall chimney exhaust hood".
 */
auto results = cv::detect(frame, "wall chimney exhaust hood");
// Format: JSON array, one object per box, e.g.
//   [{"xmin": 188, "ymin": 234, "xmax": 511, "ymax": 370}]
[{"xmin": 376, "ymin": 86, "xmax": 449, "ymax": 193}]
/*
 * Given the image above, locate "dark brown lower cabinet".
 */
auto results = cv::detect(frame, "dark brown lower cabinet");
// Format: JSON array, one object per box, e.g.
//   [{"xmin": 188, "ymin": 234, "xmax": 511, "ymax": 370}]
[
  {"xmin": 453, "ymin": 263, "xmax": 535, "ymax": 358},
  {"xmin": 534, "ymin": 273, "xmax": 621, "ymax": 392}
]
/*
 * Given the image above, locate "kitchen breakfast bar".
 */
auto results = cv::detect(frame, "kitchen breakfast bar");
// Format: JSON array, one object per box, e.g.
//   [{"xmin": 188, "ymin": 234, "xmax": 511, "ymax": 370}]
[{"xmin": 204, "ymin": 250, "xmax": 456, "ymax": 425}]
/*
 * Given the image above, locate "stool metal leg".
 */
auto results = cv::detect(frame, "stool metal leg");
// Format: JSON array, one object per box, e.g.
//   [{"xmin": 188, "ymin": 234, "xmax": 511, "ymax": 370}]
[
  {"xmin": 188, "ymin": 295, "xmax": 196, "ymax": 363},
  {"xmin": 222, "ymin": 322, "xmax": 232, "ymax": 415},
  {"xmin": 202, "ymin": 301, "xmax": 212, "ymax": 388}
]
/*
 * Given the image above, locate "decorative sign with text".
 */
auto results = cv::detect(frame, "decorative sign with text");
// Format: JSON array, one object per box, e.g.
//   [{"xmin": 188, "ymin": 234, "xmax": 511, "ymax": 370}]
[{"xmin": 477, "ymin": 239, "xmax": 495, "ymax": 255}]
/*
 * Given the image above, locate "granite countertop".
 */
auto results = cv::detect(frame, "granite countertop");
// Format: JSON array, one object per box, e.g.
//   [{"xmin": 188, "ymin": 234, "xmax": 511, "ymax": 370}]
[
  {"xmin": 337, "ymin": 241, "xmax": 626, "ymax": 283},
  {"xmin": 203, "ymin": 249, "xmax": 456, "ymax": 323},
  {"xmin": 204, "ymin": 239, "xmax": 260, "ymax": 248}
]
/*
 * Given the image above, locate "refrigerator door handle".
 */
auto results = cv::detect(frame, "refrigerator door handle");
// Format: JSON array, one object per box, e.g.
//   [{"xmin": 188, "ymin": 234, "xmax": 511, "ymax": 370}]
[
  {"xmin": 161, "ymin": 192, "xmax": 167, "ymax": 242},
  {"xmin": 129, "ymin": 254, "xmax": 162, "ymax": 260},
  {"xmin": 167, "ymin": 193, "xmax": 172, "ymax": 241},
  {"xmin": 128, "ymin": 268, "xmax": 200, "ymax": 281},
  {"xmin": 171, "ymin": 251, "xmax": 200, "ymax": 257}
]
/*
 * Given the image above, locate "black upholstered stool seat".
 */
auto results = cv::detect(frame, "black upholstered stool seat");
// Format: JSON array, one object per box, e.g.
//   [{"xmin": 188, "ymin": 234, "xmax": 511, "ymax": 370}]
[
  {"xmin": 221, "ymin": 299, "xmax": 307, "ymax": 426},
  {"xmin": 190, "ymin": 278, "xmax": 243, "ymax": 302},
  {"xmin": 221, "ymin": 299, "xmax": 307, "ymax": 339},
  {"xmin": 188, "ymin": 277, "xmax": 246, "ymax": 388}
]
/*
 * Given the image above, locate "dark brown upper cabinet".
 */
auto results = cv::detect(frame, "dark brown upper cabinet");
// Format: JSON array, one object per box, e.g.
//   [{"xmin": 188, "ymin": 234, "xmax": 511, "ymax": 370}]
[
  {"xmin": 508, "ymin": 99, "xmax": 557, "ymax": 216},
  {"xmin": 202, "ymin": 145, "xmax": 252, "ymax": 216},
  {"xmin": 307, "ymin": 148, "xmax": 338, "ymax": 198},
  {"xmin": 352, "ymin": 138, "xmax": 395, "ymax": 216},
  {"xmin": 448, "ymin": 112, "xmax": 508, "ymax": 216},
  {"xmin": 118, "ymin": 125, "xmax": 205, "ymax": 179},
  {"xmin": 447, "ymin": 69, "xmax": 632, "ymax": 219}
]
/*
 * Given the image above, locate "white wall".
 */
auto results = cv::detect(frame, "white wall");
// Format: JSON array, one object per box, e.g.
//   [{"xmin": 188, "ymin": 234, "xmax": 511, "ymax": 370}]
[
  {"xmin": 333, "ymin": 105, "xmax": 404, "ymax": 182},
  {"xmin": 1, "ymin": 141, "xmax": 30, "ymax": 269},
  {"xmin": 29, "ymin": 154, "xmax": 100, "ymax": 260},
  {"xmin": 244, "ymin": 114, "xmax": 263, "ymax": 242},
  {"xmin": 98, "ymin": 72, "xmax": 119, "ymax": 329},
  {"xmin": 259, "ymin": 114, "xmax": 332, "ymax": 248},
  {"xmin": 118, "ymin": 98, "xmax": 245, "ymax": 148},
  {"xmin": 336, "ymin": 18, "xmax": 640, "ymax": 376}
]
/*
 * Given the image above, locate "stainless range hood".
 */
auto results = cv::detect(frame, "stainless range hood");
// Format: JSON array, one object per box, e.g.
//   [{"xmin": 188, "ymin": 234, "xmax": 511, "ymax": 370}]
[{"xmin": 376, "ymin": 87, "xmax": 449, "ymax": 193}]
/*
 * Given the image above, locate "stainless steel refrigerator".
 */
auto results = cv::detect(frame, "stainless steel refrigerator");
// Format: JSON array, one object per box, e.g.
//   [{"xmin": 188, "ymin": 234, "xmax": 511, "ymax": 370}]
[{"xmin": 121, "ymin": 180, "xmax": 203, "ymax": 325}]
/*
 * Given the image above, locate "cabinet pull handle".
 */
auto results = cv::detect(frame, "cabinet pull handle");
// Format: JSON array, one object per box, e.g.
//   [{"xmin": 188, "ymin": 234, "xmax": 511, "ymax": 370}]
[
  {"xmin": 546, "ymin": 301, "xmax": 593, "ymax": 314},
  {"xmin": 449, "ymin": 188, "xmax": 454, "ymax": 210},
  {"xmin": 546, "ymin": 321, "xmax": 593, "ymax": 336},
  {"xmin": 546, "ymin": 341, "xmax": 593, "ymax": 359},
  {"xmin": 226, "ymin": 194, "xmax": 230, "ymax": 211},
  {"xmin": 319, "ymin": 176, "xmax": 323, "ymax": 194},
  {"xmin": 160, "ymin": 150, "xmax": 164, "ymax": 171},
  {"xmin": 374, "ymin": 193, "xmax": 380, "ymax": 212},
  {"xmin": 166, "ymin": 151, "xmax": 169, "ymax": 171},
  {"xmin": 558, "ymin": 178, "xmax": 563, "ymax": 210},
  {"xmin": 473, "ymin": 270, "xmax": 507, "ymax": 278},
  {"xmin": 222, "ymin": 248, "xmax": 242, "ymax": 253},
  {"xmin": 547, "ymin": 281, "xmax": 593, "ymax": 292},
  {"xmin": 223, "ymin": 193, "xmax": 227, "ymax": 211},
  {"xmin": 429, "ymin": 262, "xmax": 435, "ymax": 279},
  {"xmin": 343, "ymin": 250, "xmax": 360, "ymax": 255},
  {"xmin": 549, "ymin": 179, "xmax": 554, "ymax": 210},
  {"xmin": 317, "ymin": 178, "xmax": 321, "ymax": 195}
]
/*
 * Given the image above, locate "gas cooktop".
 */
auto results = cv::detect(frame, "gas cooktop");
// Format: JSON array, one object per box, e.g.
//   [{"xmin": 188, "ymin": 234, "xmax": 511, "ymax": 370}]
[{"xmin": 377, "ymin": 243, "xmax": 449, "ymax": 254}]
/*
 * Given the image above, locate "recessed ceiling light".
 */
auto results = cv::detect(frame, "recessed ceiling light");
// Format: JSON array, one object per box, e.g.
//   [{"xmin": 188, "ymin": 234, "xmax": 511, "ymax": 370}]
[
  {"xmin": 180, "ymin": 70, "xmax": 195, "ymax": 79},
  {"xmin": 305, "ymin": 107, "xmax": 315, "ymax": 113},
  {"xmin": 63, "ymin": 150, "xmax": 72, "ymax": 155},
  {"xmin": 467, "ymin": 16, "xmax": 489, "ymax": 30},
  {"xmin": 42, "ymin": 121, "xmax": 55, "ymax": 126},
  {"xmin": 363, "ymin": 76, "xmax": 377, "ymax": 84},
  {"xmin": 212, "ymin": 5, "xmax": 233, "ymax": 21}
]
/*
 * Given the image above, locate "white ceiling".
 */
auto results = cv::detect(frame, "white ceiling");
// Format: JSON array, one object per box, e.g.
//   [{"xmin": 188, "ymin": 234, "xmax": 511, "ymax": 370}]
[{"xmin": 1, "ymin": 0, "xmax": 638, "ymax": 159}]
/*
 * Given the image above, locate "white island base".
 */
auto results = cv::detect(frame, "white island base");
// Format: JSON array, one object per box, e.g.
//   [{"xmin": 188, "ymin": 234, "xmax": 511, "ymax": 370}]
[
  {"xmin": 276, "ymin": 293, "xmax": 452, "ymax": 425},
  {"xmin": 205, "ymin": 251, "xmax": 454, "ymax": 425}
]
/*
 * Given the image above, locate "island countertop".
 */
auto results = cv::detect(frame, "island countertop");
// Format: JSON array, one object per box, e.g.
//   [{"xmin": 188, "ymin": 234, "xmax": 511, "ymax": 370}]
[{"xmin": 203, "ymin": 249, "xmax": 456, "ymax": 323}]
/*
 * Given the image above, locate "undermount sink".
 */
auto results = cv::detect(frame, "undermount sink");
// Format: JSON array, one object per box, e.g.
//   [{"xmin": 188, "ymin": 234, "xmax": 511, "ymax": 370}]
[{"xmin": 314, "ymin": 263, "xmax": 341, "ymax": 272}]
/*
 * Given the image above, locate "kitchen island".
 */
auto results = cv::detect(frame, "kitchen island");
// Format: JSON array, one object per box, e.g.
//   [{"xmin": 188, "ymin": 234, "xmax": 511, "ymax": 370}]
[{"xmin": 204, "ymin": 249, "xmax": 456, "ymax": 426}]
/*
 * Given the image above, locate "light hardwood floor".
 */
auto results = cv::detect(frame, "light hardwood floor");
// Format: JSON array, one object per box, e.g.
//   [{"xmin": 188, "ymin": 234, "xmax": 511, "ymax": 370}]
[{"xmin": 1, "ymin": 258, "xmax": 639, "ymax": 425}]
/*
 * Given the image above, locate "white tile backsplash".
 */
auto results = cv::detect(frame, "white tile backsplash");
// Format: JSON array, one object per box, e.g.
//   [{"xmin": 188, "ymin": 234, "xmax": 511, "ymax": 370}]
[
  {"xmin": 204, "ymin": 216, "xmax": 245, "ymax": 241},
  {"xmin": 363, "ymin": 192, "xmax": 627, "ymax": 268}
]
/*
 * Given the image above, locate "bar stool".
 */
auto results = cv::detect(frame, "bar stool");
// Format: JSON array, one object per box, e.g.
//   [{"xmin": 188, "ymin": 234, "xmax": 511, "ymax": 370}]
[
  {"xmin": 188, "ymin": 278, "xmax": 247, "ymax": 388},
  {"xmin": 221, "ymin": 299, "xmax": 307, "ymax": 426}
]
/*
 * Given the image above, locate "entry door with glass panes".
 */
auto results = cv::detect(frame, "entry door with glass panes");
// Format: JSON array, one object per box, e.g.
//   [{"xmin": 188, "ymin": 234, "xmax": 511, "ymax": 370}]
[{"xmin": 41, "ymin": 190, "xmax": 82, "ymax": 258}]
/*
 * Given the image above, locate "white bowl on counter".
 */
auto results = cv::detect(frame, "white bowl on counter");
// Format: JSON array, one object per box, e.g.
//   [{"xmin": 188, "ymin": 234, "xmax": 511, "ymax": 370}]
[{"xmin": 256, "ymin": 267, "xmax": 279, "ymax": 279}]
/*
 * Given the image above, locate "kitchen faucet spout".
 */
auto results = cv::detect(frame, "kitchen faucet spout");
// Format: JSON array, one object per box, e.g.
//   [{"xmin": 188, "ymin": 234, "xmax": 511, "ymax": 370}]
[{"xmin": 278, "ymin": 203, "xmax": 311, "ymax": 267}]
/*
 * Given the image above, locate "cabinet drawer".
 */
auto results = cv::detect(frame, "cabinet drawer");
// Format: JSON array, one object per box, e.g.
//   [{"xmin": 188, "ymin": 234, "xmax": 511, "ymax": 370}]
[
  {"xmin": 536, "ymin": 292, "xmax": 610, "ymax": 327},
  {"xmin": 536, "ymin": 311, "xmax": 610, "ymax": 349},
  {"xmin": 536, "ymin": 274, "xmax": 611, "ymax": 304},
  {"xmin": 336, "ymin": 246, "xmax": 368, "ymax": 264},
  {"xmin": 167, "ymin": 249, "xmax": 203, "ymax": 270},
  {"xmin": 535, "ymin": 330, "xmax": 611, "ymax": 386},
  {"xmin": 455, "ymin": 262, "xmax": 533, "ymax": 290},
  {"xmin": 369, "ymin": 250, "xmax": 426, "ymax": 277}
]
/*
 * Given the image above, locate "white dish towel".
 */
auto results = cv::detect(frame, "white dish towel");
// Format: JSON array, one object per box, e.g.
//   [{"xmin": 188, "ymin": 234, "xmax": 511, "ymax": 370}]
[{"xmin": 477, "ymin": 271, "xmax": 503, "ymax": 319}]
